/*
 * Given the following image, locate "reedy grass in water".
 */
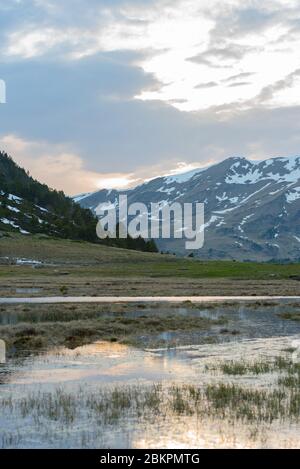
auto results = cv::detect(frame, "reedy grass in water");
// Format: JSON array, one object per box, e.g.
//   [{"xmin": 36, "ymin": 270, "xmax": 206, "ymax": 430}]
[
  {"xmin": 219, "ymin": 361, "xmax": 273, "ymax": 376},
  {"xmin": 2, "ymin": 378, "xmax": 300, "ymax": 432},
  {"xmin": 214, "ymin": 356, "xmax": 300, "ymax": 376},
  {"xmin": 0, "ymin": 309, "xmax": 227, "ymax": 355},
  {"xmin": 2, "ymin": 351, "xmax": 300, "ymax": 449},
  {"xmin": 278, "ymin": 312, "xmax": 300, "ymax": 322}
]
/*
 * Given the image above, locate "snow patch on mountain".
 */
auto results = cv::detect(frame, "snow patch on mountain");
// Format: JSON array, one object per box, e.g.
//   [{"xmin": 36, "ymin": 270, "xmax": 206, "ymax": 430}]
[
  {"xmin": 73, "ymin": 192, "xmax": 92, "ymax": 203},
  {"xmin": 216, "ymin": 192, "xmax": 227, "ymax": 202},
  {"xmin": 157, "ymin": 186, "xmax": 176, "ymax": 195},
  {"xmin": 286, "ymin": 186, "xmax": 300, "ymax": 203},
  {"xmin": 225, "ymin": 160, "xmax": 263, "ymax": 184},
  {"xmin": 7, "ymin": 205, "xmax": 20, "ymax": 213},
  {"xmin": 226, "ymin": 156, "xmax": 300, "ymax": 185},
  {"xmin": 0, "ymin": 217, "xmax": 29, "ymax": 234},
  {"xmin": 164, "ymin": 168, "xmax": 204, "ymax": 185},
  {"xmin": 7, "ymin": 193, "xmax": 22, "ymax": 203},
  {"xmin": 201, "ymin": 215, "xmax": 222, "ymax": 232}
]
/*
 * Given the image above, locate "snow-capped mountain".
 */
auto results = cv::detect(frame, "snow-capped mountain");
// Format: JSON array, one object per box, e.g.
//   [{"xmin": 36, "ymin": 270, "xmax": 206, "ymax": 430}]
[{"xmin": 75, "ymin": 156, "xmax": 300, "ymax": 261}]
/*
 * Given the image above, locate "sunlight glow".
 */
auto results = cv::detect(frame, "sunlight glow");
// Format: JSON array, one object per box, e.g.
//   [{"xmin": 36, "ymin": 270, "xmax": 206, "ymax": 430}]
[
  {"xmin": 96, "ymin": 175, "xmax": 137, "ymax": 190},
  {"xmin": 5, "ymin": 1, "xmax": 300, "ymax": 113}
]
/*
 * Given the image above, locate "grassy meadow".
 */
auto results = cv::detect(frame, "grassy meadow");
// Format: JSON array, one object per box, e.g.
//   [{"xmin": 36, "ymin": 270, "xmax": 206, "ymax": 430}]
[{"xmin": 0, "ymin": 234, "xmax": 300, "ymax": 297}]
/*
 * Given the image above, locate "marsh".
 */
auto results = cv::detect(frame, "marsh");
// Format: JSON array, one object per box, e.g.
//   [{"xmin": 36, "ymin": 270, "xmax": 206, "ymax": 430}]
[{"xmin": 1, "ymin": 300, "xmax": 300, "ymax": 448}]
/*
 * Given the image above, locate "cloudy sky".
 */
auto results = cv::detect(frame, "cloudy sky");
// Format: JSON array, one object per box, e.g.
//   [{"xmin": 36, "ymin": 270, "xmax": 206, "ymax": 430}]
[{"xmin": 1, "ymin": 0, "xmax": 300, "ymax": 194}]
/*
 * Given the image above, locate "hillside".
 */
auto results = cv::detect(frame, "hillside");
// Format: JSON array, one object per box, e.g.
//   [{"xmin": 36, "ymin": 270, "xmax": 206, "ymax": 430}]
[
  {"xmin": 76, "ymin": 156, "xmax": 300, "ymax": 261},
  {"xmin": 0, "ymin": 151, "xmax": 98, "ymax": 241},
  {"xmin": 0, "ymin": 151, "xmax": 157, "ymax": 252}
]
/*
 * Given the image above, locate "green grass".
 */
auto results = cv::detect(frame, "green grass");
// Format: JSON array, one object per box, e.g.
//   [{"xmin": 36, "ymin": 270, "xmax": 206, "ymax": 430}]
[
  {"xmin": 278, "ymin": 375, "xmax": 300, "ymax": 388},
  {"xmin": 220, "ymin": 361, "xmax": 273, "ymax": 376},
  {"xmin": 1, "ymin": 233, "xmax": 300, "ymax": 280},
  {"xmin": 216, "ymin": 356, "xmax": 300, "ymax": 399},
  {"xmin": 203, "ymin": 384, "xmax": 288, "ymax": 423},
  {"xmin": 282, "ymin": 347, "xmax": 298, "ymax": 353},
  {"xmin": 217, "ymin": 357, "xmax": 300, "ymax": 376},
  {"xmin": 2, "ymin": 233, "xmax": 300, "ymax": 298}
]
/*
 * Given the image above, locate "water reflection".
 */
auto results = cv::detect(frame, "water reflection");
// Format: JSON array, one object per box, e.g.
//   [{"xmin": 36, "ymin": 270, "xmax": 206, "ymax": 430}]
[
  {"xmin": 15, "ymin": 288, "xmax": 41, "ymax": 295},
  {"xmin": 2, "ymin": 301, "xmax": 300, "ymax": 448},
  {"xmin": 2, "ymin": 335, "xmax": 300, "ymax": 448},
  {"xmin": 0, "ymin": 341, "xmax": 195, "ymax": 387}
]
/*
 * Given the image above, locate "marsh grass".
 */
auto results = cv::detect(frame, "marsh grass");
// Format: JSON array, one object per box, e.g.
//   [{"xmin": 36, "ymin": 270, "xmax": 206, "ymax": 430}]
[
  {"xmin": 203, "ymin": 384, "xmax": 288, "ymax": 423},
  {"xmin": 19, "ymin": 389, "xmax": 77, "ymax": 424},
  {"xmin": 0, "ymin": 302, "xmax": 229, "ymax": 325},
  {"xmin": 0, "ymin": 304, "xmax": 108, "ymax": 324},
  {"xmin": 278, "ymin": 312, "xmax": 300, "ymax": 321},
  {"xmin": 0, "ymin": 304, "xmax": 227, "ymax": 354},
  {"xmin": 211, "ymin": 355, "xmax": 300, "ymax": 419},
  {"xmin": 220, "ymin": 361, "xmax": 273, "ymax": 376},
  {"xmin": 1, "ymin": 432, "xmax": 21, "ymax": 449},
  {"xmin": 216, "ymin": 357, "xmax": 300, "ymax": 376},
  {"xmin": 2, "ymin": 378, "xmax": 300, "ymax": 447},
  {"xmin": 59, "ymin": 285, "xmax": 68, "ymax": 295},
  {"xmin": 278, "ymin": 375, "xmax": 300, "ymax": 388},
  {"xmin": 282, "ymin": 347, "xmax": 297, "ymax": 354},
  {"xmin": 3, "ymin": 350, "xmax": 300, "ymax": 448},
  {"xmin": 275, "ymin": 357, "xmax": 300, "ymax": 390}
]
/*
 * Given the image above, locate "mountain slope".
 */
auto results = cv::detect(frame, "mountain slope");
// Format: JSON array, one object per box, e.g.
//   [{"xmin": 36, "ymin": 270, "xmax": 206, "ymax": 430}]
[
  {"xmin": 0, "ymin": 151, "xmax": 99, "ymax": 241},
  {"xmin": 0, "ymin": 152, "xmax": 158, "ymax": 253},
  {"xmin": 76, "ymin": 156, "xmax": 300, "ymax": 261}
]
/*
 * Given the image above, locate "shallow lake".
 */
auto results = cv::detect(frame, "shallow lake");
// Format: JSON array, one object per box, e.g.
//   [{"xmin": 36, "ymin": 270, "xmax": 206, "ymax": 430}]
[{"xmin": 1, "ymin": 301, "xmax": 300, "ymax": 448}]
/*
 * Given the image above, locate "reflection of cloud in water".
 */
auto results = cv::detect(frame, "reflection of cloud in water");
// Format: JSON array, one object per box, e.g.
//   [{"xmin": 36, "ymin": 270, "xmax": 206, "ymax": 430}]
[
  {"xmin": 134, "ymin": 417, "xmax": 300, "ymax": 449},
  {"xmin": 2, "ymin": 341, "xmax": 194, "ymax": 387},
  {"xmin": 3, "ymin": 331, "xmax": 300, "ymax": 448}
]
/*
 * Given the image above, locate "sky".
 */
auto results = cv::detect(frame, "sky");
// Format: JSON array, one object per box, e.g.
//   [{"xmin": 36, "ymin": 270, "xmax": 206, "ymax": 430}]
[{"xmin": 1, "ymin": 0, "xmax": 300, "ymax": 195}]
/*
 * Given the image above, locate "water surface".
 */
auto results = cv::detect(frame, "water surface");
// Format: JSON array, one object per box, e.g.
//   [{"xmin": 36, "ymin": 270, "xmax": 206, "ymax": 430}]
[
  {"xmin": 1, "ymin": 301, "xmax": 300, "ymax": 448},
  {"xmin": 1, "ymin": 295, "xmax": 300, "ymax": 304}
]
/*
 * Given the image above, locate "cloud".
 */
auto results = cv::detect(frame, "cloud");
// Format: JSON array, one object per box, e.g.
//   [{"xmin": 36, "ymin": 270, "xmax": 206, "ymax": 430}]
[
  {"xmin": 3, "ymin": 98, "xmax": 300, "ymax": 196},
  {"xmin": 188, "ymin": 44, "xmax": 255, "ymax": 64},
  {"xmin": 222, "ymin": 72, "xmax": 255, "ymax": 83},
  {"xmin": 1, "ymin": 0, "xmax": 300, "ymax": 193},
  {"xmin": 195, "ymin": 81, "xmax": 218, "ymax": 89},
  {"xmin": 228, "ymin": 81, "xmax": 252, "ymax": 87},
  {"xmin": 0, "ymin": 134, "xmax": 139, "ymax": 194},
  {"xmin": 2, "ymin": 0, "xmax": 300, "ymax": 112},
  {"xmin": 254, "ymin": 68, "xmax": 300, "ymax": 106}
]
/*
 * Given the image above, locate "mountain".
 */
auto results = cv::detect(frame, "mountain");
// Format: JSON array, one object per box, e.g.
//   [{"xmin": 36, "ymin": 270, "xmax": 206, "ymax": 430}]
[
  {"xmin": 0, "ymin": 151, "xmax": 98, "ymax": 241},
  {"xmin": 75, "ymin": 156, "xmax": 300, "ymax": 261},
  {"xmin": 0, "ymin": 151, "xmax": 158, "ymax": 252}
]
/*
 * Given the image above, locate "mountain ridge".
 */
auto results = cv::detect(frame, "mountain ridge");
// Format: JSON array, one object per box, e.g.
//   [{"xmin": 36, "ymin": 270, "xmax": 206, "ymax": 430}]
[
  {"xmin": 75, "ymin": 155, "xmax": 300, "ymax": 261},
  {"xmin": 76, "ymin": 155, "xmax": 300, "ymax": 198}
]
